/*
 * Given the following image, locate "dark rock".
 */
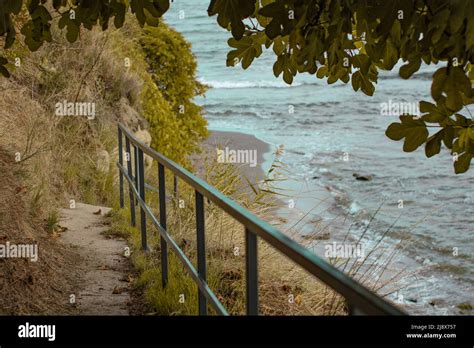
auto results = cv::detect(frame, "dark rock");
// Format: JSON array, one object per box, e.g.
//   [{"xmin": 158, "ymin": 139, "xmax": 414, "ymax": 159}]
[{"xmin": 353, "ymin": 173, "xmax": 373, "ymax": 181}]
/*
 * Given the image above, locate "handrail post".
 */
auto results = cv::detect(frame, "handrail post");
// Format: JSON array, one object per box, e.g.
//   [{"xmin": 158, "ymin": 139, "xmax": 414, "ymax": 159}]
[
  {"xmin": 173, "ymin": 175, "xmax": 178, "ymax": 197},
  {"xmin": 138, "ymin": 148, "xmax": 147, "ymax": 251},
  {"xmin": 125, "ymin": 137, "xmax": 136, "ymax": 227},
  {"xmin": 118, "ymin": 127, "xmax": 124, "ymax": 209},
  {"xmin": 134, "ymin": 145, "xmax": 139, "ymax": 205},
  {"xmin": 158, "ymin": 163, "xmax": 168, "ymax": 288},
  {"xmin": 245, "ymin": 228, "xmax": 258, "ymax": 315},
  {"xmin": 195, "ymin": 191, "xmax": 207, "ymax": 315}
]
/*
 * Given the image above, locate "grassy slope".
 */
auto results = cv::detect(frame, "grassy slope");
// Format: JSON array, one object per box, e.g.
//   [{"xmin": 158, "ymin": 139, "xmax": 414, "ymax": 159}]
[{"xmin": 0, "ymin": 17, "xmax": 206, "ymax": 314}]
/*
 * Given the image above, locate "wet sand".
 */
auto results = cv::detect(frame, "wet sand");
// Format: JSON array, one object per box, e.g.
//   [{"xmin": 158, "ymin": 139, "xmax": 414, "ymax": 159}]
[{"xmin": 202, "ymin": 129, "xmax": 271, "ymax": 185}]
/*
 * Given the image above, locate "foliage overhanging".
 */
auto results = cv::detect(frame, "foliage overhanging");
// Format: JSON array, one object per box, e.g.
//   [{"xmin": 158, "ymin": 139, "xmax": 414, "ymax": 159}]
[{"xmin": 1, "ymin": 0, "xmax": 473, "ymax": 172}]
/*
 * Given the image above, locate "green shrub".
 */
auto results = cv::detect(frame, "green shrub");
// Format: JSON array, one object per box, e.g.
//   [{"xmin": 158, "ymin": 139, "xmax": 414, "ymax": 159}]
[{"xmin": 109, "ymin": 20, "xmax": 209, "ymax": 169}]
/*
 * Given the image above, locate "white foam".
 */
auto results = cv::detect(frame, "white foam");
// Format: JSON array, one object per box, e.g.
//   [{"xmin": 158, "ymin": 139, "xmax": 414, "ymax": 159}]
[{"xmin": 199, "ymin": 79, "xmax": 303, "ymax": 89}]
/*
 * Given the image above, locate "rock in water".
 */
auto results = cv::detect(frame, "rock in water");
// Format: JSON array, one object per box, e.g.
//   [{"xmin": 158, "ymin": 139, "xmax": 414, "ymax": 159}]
[{"xmin": 353, "ymin": 173, "xmax": 373, "ymax": 181}]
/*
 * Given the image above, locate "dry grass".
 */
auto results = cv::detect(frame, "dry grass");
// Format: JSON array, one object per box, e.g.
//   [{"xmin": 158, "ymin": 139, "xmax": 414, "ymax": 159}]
[
  {"xmin": 0, "ymin": 147, "xmax": 83, "ymax": 314},
  {"xmin": 108, "ymin": 148, "xmax": 351, "ymax": 316},
  {"xmin": 0, "ymin": 18, "xmax": 143, "ymax": 314},
  {"xmin": 105, "ymin": 138, "xmax": 408, "ymax": 316}
]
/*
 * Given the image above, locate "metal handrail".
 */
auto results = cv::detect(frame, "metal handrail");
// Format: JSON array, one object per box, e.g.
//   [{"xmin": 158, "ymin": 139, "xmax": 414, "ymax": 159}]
[{"xmin": 117, "ymin": 123, "xmax": 405, "ymax": 316}]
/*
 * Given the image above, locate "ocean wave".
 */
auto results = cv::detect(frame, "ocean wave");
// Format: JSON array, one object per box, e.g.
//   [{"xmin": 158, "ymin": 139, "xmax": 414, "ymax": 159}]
[
  {"xmin": 380, "ymin": 71, "xmax": 433, "ymax": 81},
  {"xmin": 199, "ymin": 79, "xmax": 319, "ymax": 89},
  {"xmin": 205, "ymin": 110, "xmax": 260, "ymax": 118},
  {"xmin": 201, "ymin": 72, "xmax": 432, "ymax": 90}
]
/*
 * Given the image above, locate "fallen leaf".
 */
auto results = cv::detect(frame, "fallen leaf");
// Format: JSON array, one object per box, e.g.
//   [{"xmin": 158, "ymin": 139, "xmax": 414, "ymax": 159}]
[{"xmin": 295, "ymin": 294, "xmax": 302, "ymax": 305}]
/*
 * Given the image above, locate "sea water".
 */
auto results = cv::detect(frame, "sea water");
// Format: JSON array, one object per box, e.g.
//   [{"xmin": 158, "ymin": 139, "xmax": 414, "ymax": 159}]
[{"xmin": 166, "ymin": 0, "xmax": 474, "ymax": 314}]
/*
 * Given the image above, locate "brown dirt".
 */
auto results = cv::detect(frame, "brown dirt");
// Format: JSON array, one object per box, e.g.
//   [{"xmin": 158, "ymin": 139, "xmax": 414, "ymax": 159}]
[{"xmin": 0, "ymin": 148, "xmax": 82, "ymax": 315}]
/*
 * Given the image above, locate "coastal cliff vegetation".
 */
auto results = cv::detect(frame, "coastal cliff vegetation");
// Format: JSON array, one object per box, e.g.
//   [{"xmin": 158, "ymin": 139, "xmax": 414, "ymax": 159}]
[{"xmin": 0, "ymin": 14, "xmax": 207, "ymax": 313}]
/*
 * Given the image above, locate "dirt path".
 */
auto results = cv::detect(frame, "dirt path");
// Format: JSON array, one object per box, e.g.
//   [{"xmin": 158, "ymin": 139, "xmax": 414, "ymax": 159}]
[{"xmin": 59, "ymin": 203, "xmax": 131, "ymax": 315}]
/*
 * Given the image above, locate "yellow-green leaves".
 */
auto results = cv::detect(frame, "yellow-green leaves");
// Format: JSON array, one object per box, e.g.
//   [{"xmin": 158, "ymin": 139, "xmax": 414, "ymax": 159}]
[
  {"xmin": 387, "ymin": 99, "xmax": 474, "ymax": 173},
  {"xmin": 466, "ymin": 1, "xmax": 474, "ymax": 50},
  {"xmin": 1, "ymin": 0, "xmax": 474, "ymax": 173},
  {"xmin": 449, "ymin": 0, "xmax": 466, "ymax": 34},
  {"xmin": 3, "ymin": 0, "xmax": 22, "ymax": 14},
  {"xmin": 431, "ymin": 67, "xmax": 472, "ymax": 112},
  {"xmin": 259, "ymin": 1, "xmax": 287, "ymax": 39},
  {"xmin": 0, "ymin": 0, "xmax": 21, "ymax": 70},
  {"xmin": 21, "ymin": 4, "xmax": 53, "ymax": 51},
  {"xmin": 210, "ymin": 0, "xmax": 474, "ymax": 172},
  {"xmin": 419, "ymin": 101, "xmax": 447, "ymax": 123},
  {"xmin": 58, "ymin": 11, "xmax": 79, "ymax": 43},
  {"xmin": 0, "ymin": 57, "xmax": 10, "ymax": 78},
  {"xmin": 273, "ymin": 51, "xmax": 298, "ymax": 84},
  {"xmin": 386, "ymin": 116, "xmax": 429, "ymax": 152},
  {"xmin": 399, "ymin": 57, "xmax": 421, "ymax": 79},
  {"xmin": 131, "ymin": 0, "xmax": 169, "ymax": 27},
  {"xmin": 454, "ymin": 153, "xmax": 473, "ymax": 174},
  {"xmin": 425, "ymin": 130, "xmax": 444, "ymax": 158},
  {"xmin": 208, "ymin": 0, "xmax": 255, "ymax": 40},
  {"xmin": 350, "ymin": 54, "xmax": 376, "ymax": 95},
  {"xmin": 113, "ymin": 2, "xmax": 127, "ymax": 28},
  {"xmin": 240, "ymin": 0, "xmax": 474, "ymax": 173},
  {"xmin": 227, "ymin": 34, "xmax": 264, "ymax": 69},
  {"xmin": 351, "ymin": 71, "xmax": 375, "ymax": 96},
  {"xmin": 138, "ymin": 25, "xmax": 208, "ymax": 168},
  {"xmin": 382, "ymin": 40, "xmax": 398, "ymax": 70},
  {"xmin": 458, "ymin": 127, "xmax": 474, "ymax": 154},
  {"xmin": 0, "ymin": 0, "xmax": 168, "ymax": 76}
]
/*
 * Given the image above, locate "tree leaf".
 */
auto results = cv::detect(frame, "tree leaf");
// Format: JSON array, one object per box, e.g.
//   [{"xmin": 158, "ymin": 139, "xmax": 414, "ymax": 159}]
[
  {"xmin": 454, "ymin": 153, "xmax": 473, "ymax": 174},
  {"xmin": 208, "ymin": 0, "xmax": 255, "ymax": 40},
  {"xmin": 226, "ymin": 35, "xmax": 264, "ymax": 69},
  {"xmin": 431, "ymin": 67, "xmax": 448, "ymax": 101},
  {"xmin": 425, "ymin": 130, "xmax": 444, "ymax": 157},
  {"xmin": 0, "ymin": 57, "xmax": 10, "ymax": 77},
  {"xmin": 399, "ymin": 58, "xmax": 421, "ymax": 79},
  {"xmin": 386, "ymin": 116, "xmax": 429, "ymax": 152}
]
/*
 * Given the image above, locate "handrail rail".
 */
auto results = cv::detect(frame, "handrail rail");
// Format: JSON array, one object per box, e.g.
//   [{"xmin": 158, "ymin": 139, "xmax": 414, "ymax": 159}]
[{"xmin": 117, "ymin": 122, "xmax": 405, "ymax": 316}]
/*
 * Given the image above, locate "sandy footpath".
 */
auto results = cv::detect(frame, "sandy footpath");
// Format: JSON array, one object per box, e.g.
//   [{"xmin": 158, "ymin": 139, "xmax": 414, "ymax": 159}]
[{"xmin": 60, "ymin": 203, "xmax": 131, "ymax": 315}]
